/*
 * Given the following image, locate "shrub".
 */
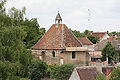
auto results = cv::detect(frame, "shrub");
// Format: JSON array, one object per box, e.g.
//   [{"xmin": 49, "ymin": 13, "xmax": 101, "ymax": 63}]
[
  {"xmin": 50, "ymin": 64, "xmax": 74, "ymax": 80},
  {"xmin": 95, "ymin": 73, "xmax": 106, "ymax": 80},
  {"xmin": 28, "ymin": 59, "xmax": 48, "ymax": 80},
  {"xmin": 110, "ymin": 67, "xmax": 120, "ymax": 80}
]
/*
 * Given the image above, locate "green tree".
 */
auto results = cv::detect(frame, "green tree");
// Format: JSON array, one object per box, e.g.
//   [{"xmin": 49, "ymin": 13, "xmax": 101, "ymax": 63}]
[
  {"xmin": 102, "ymin": 42, "xmax": 116, "ymax": 63},
  {"xmin": 0, "ymin": 0, "xmax": 6, "ymax": 14},
  {"xmin": 0, "ymin": 61, "xmax": 21, "ymax": 80},
  {"xmin": 84, "ymin": 29, "xmax": 92, "ymax": 36},
  {"xmin": 87, "ymin": 35, "xmax": 98, "ymax": 44},
  {"xmin": 72, "ymin": 30, "xmax": 84, "ymax": 38},
  {"xmin": 29, "ymin": 60, "xmax": 48, "ymax": 80},
  {"xmin": 0, "ymin": 27, "xmax": 32, "ymax": 79},
  {"xmin": 110, "ymin": 67, "xmax": 120, "ymax": 80},
  {"xmin": 95, "ymin": 73, "xmax": 106, "ymax": 80},
  {"xmin": 22, "ymin": 18, "xmax": 45, "ymax": 48},
  {"xmin": 50, "ymin": 64, "xmax": 74, "ymax": 80}
]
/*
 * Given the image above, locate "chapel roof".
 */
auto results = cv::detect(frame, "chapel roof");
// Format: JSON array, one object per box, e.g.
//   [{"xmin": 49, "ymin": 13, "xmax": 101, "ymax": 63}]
[{"xmin": 32, "ymin": 24, "xmax": 82, "ymax": 50}]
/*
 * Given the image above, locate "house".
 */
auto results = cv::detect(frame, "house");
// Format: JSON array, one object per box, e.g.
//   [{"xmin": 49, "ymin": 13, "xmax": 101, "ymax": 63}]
[
  {"xmin": 77, "ymin": 37, "xmax": 93, "ymax": 48},
  {"xmin": 69, "ymin": 66, "xmax": 114, "ymax": 80},
  {"xmin": 112, "ymin": 37, "xmax": 120, "ymax": 51},
  {"xmin": 91, "ymin": 37, "xmax": 120, "ymax": 62},
  {"xmin": 91, "ymin": 32, "xmax": 109, "ymax": 42},
  {"xmin": 69, "ymin": 67, "xmax": 98, "ymax": 80},
  {"xmin": 32, "ymin": 12, "xmax": 90, "ymax": 65}
]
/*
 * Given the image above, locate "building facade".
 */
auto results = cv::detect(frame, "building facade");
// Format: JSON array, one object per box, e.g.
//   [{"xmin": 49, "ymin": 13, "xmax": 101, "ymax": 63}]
[{"xmin": 32, "ymin": 13, "xmax": 90, "ymax": 65}]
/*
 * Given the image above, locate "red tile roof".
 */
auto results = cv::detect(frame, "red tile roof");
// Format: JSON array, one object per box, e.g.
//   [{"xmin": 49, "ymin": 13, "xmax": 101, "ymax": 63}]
[
  {"xmin": 76, "ymin": 67, "xmax": 97, "ymax": 80},
  {"xmin": 78, "ymin": 37, "xmax": 93, "ymax": 45},
  {"xmin": 91, "ymin": 32, "xmax": 107, "ymax": 39},
  {"xmin": 32, "ymin": 24, "xmax": 82, "ymax": 50}
]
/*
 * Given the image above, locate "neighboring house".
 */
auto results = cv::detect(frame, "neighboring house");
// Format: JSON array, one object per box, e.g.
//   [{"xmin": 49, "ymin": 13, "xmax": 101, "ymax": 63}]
[
  {"xmin": 77, "ymin": 37, "xmax": 96, "ymax": 61},
  {"xmin": 91, "ymin": 40, "xmax": 110, "ymax": 61},
  {"xmin": 69, "ymin": 67, "xmax": 97, "ymax": 80},
  {"xmin": 32, "ymin": 13, "xmax": 90, "ymax": 65},
  {"xmin": 77, "ymin": 37, "xmax": 93, "ymax": 49},
  {"xmin": 92, "ymin": 37, "xmax": 120, "ymax": 62},
  {"xmin": 112, "ymin": 37, "xmax": 120, "ymax": 51},
  {"xmin": 69, "ymin": 66, "xmax": 114, "ymax": 80},
  {"xmin": 91, "ymin": 32, "xmax": 110, "ymax": 42}
]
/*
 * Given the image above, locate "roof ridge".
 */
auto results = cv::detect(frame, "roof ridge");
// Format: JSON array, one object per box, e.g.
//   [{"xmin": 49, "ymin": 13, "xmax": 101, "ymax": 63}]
[{"xmin": 61, "ymin": 24, "xmax": 64, "ymax": 48}]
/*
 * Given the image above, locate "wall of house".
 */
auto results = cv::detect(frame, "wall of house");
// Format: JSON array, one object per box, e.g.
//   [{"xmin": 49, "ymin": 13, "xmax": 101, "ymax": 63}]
[
  {"xmin": 63, "ymin": 51, "xmax": 90, "ymax": 66},
  {"xmin": 32, "ymin": 50, "xmax": 62, "ymax": 65},
  {"xmin": 100, "ymin": 34, "xmax": 109, "ymax": 42},
  {"xmin": 69, "ymin": 69, "xmax": 80, "ymax": 80},
  {"xmin": 32, "ymin": 50, "xmax": 90, "ymax": 66}
]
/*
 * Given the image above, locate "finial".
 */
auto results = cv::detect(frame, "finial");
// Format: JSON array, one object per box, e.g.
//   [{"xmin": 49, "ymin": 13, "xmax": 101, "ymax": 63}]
[{"xmin": 58, "ymin": 8, "xmax": 60, "ymax": 13}]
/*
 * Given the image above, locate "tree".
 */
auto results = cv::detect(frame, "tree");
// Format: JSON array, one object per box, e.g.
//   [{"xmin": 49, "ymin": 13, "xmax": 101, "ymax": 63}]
[
  {"xmin": 29, "ymin": 60, "xmax": 48, "ymax": 80},
  {"xmin": 22, "ymin": 18, "xmax": 46, "ymax": 48},
  {"xmin": 72, "ymin": 30, "xmax": 84, "ymax": 38},
  {"xmin": 102, "ymin": 42, "xmax": 116, "ymax": 63},
  {"xmin": 50, "ymin": 64, "xmax": 74, "ymax": 80},
  {"xmin": 110, "ymin": 67, "xmax": 120, "ymax": 80},
  {"xmin": 0, "ymin": 0, "xmax": 45, "ymax": 79},
  {"xmin": 87, "ymin": 35, "xmax": 98, "ymax": 44},
  {"xmin": 84, "ymin": 29, "xmax": 92, "ymax": 36},
  {"xmin": 0, "ymin": 61, "xmax": 21, "ymax": 80},
  {"xmin": 0, "ymin": 0, "xmax": 6, "ymax": 14},
  {"xmin": 0, "ymin": 27, "xmax": 32, "ymax": 79},
  {"xmin": 95, "ymin": 73, "xmax": 106, "ymax": 80}
]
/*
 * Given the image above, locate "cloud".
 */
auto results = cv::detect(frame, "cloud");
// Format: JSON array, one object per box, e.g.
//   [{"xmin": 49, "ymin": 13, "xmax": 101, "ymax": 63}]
[{"xmin": 6, "ymin": 0, "xmax": 120, "ymax": 32}]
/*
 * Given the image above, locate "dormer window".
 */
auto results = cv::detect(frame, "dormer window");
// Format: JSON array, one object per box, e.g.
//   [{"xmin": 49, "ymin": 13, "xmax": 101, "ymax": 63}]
[{"xmin": 52, "ymin": 51, "xmax": 55, "ymax": 57}]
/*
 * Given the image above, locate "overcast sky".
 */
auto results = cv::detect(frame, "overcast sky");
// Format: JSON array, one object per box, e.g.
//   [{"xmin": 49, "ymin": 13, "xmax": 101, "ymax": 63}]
[{"xmin": 6, "ymin": 0, "xmax": 120, "ymax": 32}]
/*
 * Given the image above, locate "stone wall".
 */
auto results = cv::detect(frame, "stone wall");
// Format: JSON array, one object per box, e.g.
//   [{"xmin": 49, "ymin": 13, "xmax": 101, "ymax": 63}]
[{"xmin": 32, "ymin": 50, "xmax": 90, "ymax": 66}]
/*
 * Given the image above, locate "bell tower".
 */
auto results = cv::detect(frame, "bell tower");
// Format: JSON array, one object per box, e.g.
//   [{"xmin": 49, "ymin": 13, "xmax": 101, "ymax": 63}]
[{"xmin": 55, "ymin": 11, "xmax": 62, "ymax": 24}]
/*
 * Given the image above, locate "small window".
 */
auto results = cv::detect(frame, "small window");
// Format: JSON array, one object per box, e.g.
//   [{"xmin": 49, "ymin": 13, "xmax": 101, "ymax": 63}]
[
  {"xmin": 52, "ymin": 51, "xmax": 55, "ymax": 57},
  {"xmin": 72, "ymin": 51, "xmax": 76, "ymax": 59}
]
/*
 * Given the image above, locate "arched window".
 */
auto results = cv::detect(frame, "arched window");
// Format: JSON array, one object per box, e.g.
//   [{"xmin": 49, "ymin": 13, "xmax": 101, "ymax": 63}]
[
  {"xmin": 72, "ymin": 51, "xmax": 76, "ymax": 59},
  {"xmin": 52, "ymin": 51, "xmax": 55, "ymax": 57}
]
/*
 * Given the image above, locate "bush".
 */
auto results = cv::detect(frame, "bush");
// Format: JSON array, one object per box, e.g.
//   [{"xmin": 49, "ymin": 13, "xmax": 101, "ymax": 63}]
[
  {"xmin": 95, "ymin": 73, "xmax": 106, "ymax": 80},
  {"xmin": 0, "ymin": 61, "xmax": 21, "ymax": 80},
  {"xmin": 50, "ymin": 64, "xmax": 74, "ymax": 80},
  {"xmin": 28, "ymin": 59, "xmax": 48, "ymax": 80},
  {"xmin": 110, "ymin": 67, "xmax": 120, "ymax": 80}
]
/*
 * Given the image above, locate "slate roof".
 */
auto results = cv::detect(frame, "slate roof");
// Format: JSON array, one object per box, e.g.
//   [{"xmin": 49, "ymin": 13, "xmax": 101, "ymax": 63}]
[
  {"xmin": 91, "ymin": 32, "xmax": 107, "ymax": 39},
  {"xmin": 77, "ymin": 37, "xmax": 93, "ymax": 45},
  {"xmin": 94, "ymin": 40, "xmax": 109, "ymax": 51},
  {"xmin": 32, "ymin": 24, "xmax": 82, "ymax": 50},
  {"xmin": 76, "ymin": 67, "xmax": 98, "ymax": 80},
  {"xmin": 95, "ymin": 37, "xmax": 120, "ymax": 51}
]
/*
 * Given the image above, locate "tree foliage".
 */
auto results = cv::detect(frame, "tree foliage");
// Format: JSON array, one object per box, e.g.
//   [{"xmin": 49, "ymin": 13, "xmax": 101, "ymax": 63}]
[
  {"xmin": 0, "ymin": 1, "xmax": 44, "ymax": 79},
  {"xmin": 110, "ymin": 67, "xmax": 120, "ymax": 80},
  {"xmin": 87, "ymin": 35, "xmax": 99, "ymax": 44},
  {"xmin": 29, "ymin": 59, "xmax": 48, "ymax": 80},
  {"xmin": 102, "ymin": 42, "xmax": 116, "ymax": 63},
  {"xmin": 95, "ymin": 73, "xmax": 106, "ymax": 80},
  {"xmin": 72, "ymin": 30, "xmax": 84, "ymax": 38},
  {"xmin": 50, "ymin": 64, "xmax": 74, "ymax": 80}
]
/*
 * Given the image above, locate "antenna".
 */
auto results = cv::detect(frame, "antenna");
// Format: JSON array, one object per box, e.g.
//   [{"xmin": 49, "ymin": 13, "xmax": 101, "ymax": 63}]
[{"xmin": 88, "ymin": 9, "xmax": 91, "ymax": 30}]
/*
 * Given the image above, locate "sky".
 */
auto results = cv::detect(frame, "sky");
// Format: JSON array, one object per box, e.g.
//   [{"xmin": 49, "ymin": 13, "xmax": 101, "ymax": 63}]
[{"xmin": 6, "ymin": 0, "xmax": 120, "ymax": 32}]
